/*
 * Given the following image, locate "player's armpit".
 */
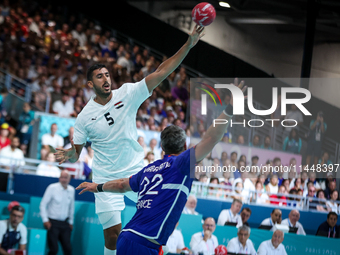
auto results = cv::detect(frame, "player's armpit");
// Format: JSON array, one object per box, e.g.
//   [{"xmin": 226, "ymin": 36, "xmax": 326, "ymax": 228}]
[{"xmin": 145, "ymin": 71, "xmax": 164, "ymax": 93}]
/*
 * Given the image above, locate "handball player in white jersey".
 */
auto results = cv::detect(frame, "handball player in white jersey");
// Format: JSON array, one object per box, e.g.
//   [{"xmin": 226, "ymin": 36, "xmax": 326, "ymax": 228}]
[{"xmin": 55, "ymin": 25, "xmax": 205, "ymax": 255}]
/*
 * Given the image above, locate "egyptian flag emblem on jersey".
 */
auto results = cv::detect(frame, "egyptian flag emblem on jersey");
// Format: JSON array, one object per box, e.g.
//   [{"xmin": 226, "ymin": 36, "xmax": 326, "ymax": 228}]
[{"xmin": 114, "ymin": 101, "xmax": 124, "ymax": 109}]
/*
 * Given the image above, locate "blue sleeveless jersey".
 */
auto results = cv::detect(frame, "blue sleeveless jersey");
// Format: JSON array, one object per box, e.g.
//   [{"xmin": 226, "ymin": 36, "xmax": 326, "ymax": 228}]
[{"xmin": 122, "ymin": 147, "xmax": 196, "ymax": 245}]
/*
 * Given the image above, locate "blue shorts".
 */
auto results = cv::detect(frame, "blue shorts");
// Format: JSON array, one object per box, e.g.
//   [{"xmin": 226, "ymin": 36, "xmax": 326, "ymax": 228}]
[{"xmin": 117, "ymin": 231, "xmax": 161, "ymax": 255}]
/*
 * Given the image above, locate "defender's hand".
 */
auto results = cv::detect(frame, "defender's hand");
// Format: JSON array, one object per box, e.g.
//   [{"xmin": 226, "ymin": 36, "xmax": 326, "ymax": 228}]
[
  {"xmin": 230, "ymin": 78, "xmax": 247, "ymax": 106},
  {"xmin": 76, "ymin": 182, "xmax": 99, "ymax": 195}
]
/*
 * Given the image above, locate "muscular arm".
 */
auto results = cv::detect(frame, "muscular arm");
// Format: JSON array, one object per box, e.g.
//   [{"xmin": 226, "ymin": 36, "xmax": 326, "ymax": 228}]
[
  {"xmin": 76, "ymin": 178, "xmax": 132, "ymax": 194},
  {"xmin": 145, "ymin": 43, "xmax": 191, "ymax": 93},
  {"xmin": 195, "ymin": 81, "xmax": 246, "ymax": 162},
  {"xmin": 103, "ymin": 178, "xmax": 132, "ymax": 193},
  {"xmin": 194, "ymin": 111, "xmax": 232, "ymax": 162},
  {"xmin": 145, "ymin": 25, "xmax": 204, "ymax": 93}
]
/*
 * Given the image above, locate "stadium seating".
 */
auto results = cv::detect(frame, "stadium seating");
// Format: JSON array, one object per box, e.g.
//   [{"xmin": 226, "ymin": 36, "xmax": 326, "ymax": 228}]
[{"xmin": 1, "ymin": 192, "xmax": 339, "ymax": 255}]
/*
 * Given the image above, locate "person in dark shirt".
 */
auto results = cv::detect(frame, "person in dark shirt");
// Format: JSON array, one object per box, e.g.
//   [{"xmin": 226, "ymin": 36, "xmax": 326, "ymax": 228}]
[
  {"xmin": 171, "ymin": 80, "xmax": 189, "ymax": 105},
  {"xmin": 325, "ymin": 180, "xmax": 337, "ymax": 200},
  {"xmin": 306, "ymin": 184, "xmax": 318, "ymax": 210},
  {"xmin": 240, "ymin": 208, "xmax": 251, "ymax": 227},
  {"xmin": 316, "ymin": 212, "xmax": 339, "ymax": 238},
  {"xmin": 101, "ymin": 38, "xmax": 118, "ymax": 60}
]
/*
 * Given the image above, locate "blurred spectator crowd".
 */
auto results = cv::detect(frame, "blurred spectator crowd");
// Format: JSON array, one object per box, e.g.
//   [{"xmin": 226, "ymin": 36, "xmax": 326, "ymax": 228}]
[
  {"xmin": 0, "ymin": 0, "xmax": 189, "ymax": 169},
  {"xmin": 193, "ymin": 148, "xmax": 339, "ymax": 213}
]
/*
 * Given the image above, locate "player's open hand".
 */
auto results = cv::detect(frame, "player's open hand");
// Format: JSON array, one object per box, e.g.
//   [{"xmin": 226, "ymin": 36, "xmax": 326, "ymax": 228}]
[
  {"xmin": 230, "ymin": 77, "xmax": 247, "ymax": 106},
  {"xmin": 55, "ymin": 139, "xmax": 76, "ymax": 165},
  {"xmin": 76, "ymin": 182, "xmax": 98, "ymax": 195},
  {"xmin": 187, "ymin": 24, "xmax": 205, "ymax": 48}
]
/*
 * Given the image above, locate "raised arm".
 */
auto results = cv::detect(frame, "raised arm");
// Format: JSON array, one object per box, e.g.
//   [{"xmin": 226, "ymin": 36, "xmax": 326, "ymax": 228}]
[
  {"xmin": 76, "ymin": 178, "xmax": 132, "ymax": 195},
  {"xmin": 195, "ymin": 81, "xmax": 246, "ymax": 162},
  {"xmin": 145, "ymin": 25, "xmax": 204, "ymax": 93}
]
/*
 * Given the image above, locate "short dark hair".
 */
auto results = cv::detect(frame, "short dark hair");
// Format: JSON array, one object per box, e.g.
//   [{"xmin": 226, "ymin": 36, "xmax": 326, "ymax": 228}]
[
  {"xmin": 289, "ymin": 189, "xmax": 297, "ymax": 195},
  {"xmin": 273, "ymin": 157, "xmax": 281, "ymax": 163},
  {"xmin": 241, "ymin": 207, "xmax": 252, "ymax": 215},
  {"xmin": 11, "ymin": 205, "xmax": 25, "ymax": 214},
  {"xmin": 87, "ymin": 63, "xmax": 107, "ymax": 81},
  {"xmin": 289, "ymin": 128, "xmax": 300, "ymax": 141},
  {"xmin": 327, "ymin": 212, "xmax": 338, "ymax": 219},
  {"xmin": 238, "ymin": 159, "xmax": 245, "ymax": 164},
  {"xmin": 271, "ymin": 208, "xmax": 281, "ymax": 214},
  {"xmin": 330, "ymin": 189, "xmax": 339, "ymax": 199},
  {"xmin": 306, "ymin": 181, "xmax": 314, "ymax": 187},
  {"xmin": 252, "ymin": 156, "xmax": 259, "ymax": 161},
  {"xmin": 316, "ymin": 189, "xmax": 324, "ymax": 198},
  {"xmin": 232, "ymin": 198, "xmax": 242, "ymax": 205},
  {"xmin": 209, "ymin": 177, "xmax": 219, "ymax": 184},
  {"xmin": 231, "ymin": 151, "xmax": 237, "ymax": 157},
  {"xmin": 294, "ymin": 178, "xmax": 301, "ymax": 186},
  {"xmin": 160, "ymin": 125, "xmax": 186, "ymax": 155}
]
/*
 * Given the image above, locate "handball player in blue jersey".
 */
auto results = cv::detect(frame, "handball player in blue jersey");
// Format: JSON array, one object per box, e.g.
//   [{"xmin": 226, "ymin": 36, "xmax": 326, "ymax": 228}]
[{"xmin": 77, "ymin": 83, "xmax": 246, "ymax": 254}]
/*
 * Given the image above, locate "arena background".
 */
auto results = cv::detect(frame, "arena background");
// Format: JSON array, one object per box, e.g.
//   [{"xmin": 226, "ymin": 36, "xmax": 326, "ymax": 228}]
[
  {"xmin": 39, "ymin": 0, "xmax": 340, "ymax": 143},
  {"xmin": 1, "ymin": 0, "xmax": 340, "ymax": 254}
]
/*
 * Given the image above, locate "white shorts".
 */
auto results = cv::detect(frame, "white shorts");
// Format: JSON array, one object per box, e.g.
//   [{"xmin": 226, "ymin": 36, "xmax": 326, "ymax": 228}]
[{"xmin": 97, "ymin": 211, "xmax": 121, "ymax": 230}]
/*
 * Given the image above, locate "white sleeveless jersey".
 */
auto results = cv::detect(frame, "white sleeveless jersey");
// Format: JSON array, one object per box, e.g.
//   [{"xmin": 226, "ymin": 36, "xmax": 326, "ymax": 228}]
[{"xmin": 73, "ymin": 78, "xmax": 151, "ymax": 213}]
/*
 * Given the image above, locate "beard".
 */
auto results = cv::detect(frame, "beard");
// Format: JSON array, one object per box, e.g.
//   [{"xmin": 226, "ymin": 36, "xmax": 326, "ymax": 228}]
[
  {"xmin": 94, "ymin": 82, "xmax": 112, "ymax": 97},
  {"xmin": 186, "ymin": 207, "xmax": 196, "ymax": 214}
]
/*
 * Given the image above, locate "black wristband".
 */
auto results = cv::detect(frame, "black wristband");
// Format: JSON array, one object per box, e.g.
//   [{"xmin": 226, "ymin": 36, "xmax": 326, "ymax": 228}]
[
  {"xmin": 224, "ymin": 104, "xmax": 233, "ymax": 117},
  {"xmin": 96, "ymin": 183, "xmax": 104, "ymax": 192}
]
